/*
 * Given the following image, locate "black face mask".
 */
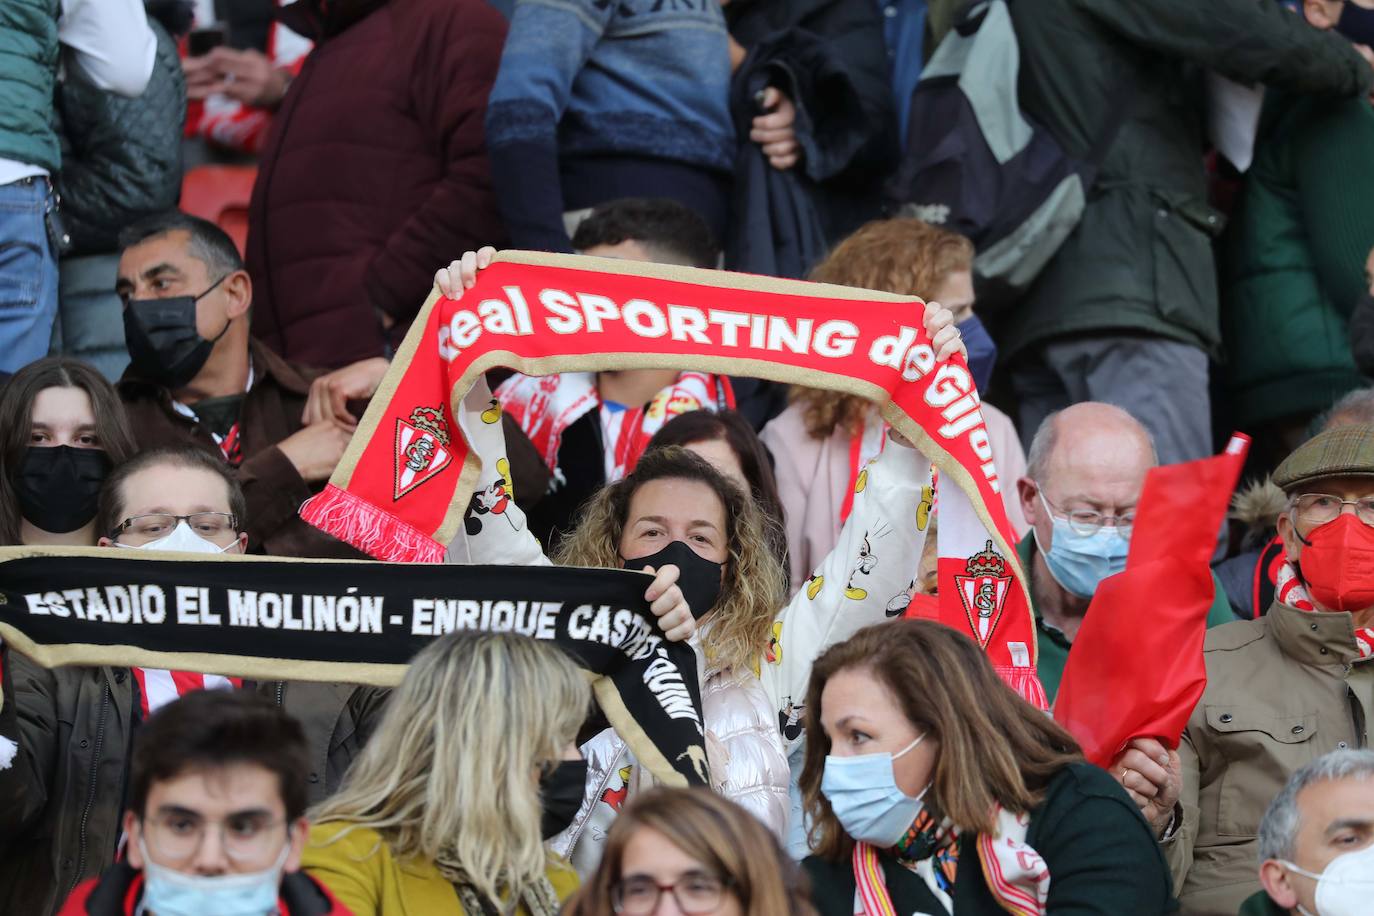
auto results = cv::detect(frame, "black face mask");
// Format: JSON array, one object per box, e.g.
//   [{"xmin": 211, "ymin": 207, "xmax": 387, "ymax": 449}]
[
  {"xmin": 540, "ymin": 759, "xmax": 589, "ymax": 839},
  {"xmin": 622, "ymin": 539, "xmax": 724, "ymax": 620},
  {"xmin": 1338, "ymin": 1, "xmax": 1374, "ymax": 46},
  {"xmin": 17, "ymin": 445, "xmax": 112, "ymax": 534},
  {"xmin": 123, "ymin": 274, "xmax": 231, "ymax": 390}
]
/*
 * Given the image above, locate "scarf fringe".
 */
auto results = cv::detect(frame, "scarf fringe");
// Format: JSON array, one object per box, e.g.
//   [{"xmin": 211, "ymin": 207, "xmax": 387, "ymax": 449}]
[
  {"xmin": 301, "ymin": 484, "xmax": 445, "ymax": 564},
  {"xmin": 995, "ymin": 665, "xmax": 1048, "ymax": 710}
]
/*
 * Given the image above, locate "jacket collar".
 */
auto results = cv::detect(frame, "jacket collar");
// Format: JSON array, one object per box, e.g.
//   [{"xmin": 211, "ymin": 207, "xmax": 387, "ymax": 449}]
[
  {"xmin": 1266, "ymin": 601, "xmax": 1366, "ymax": 668},
  {"xmin": 118, "ymin": 338, "xmax": 312, "ymax": 404}
]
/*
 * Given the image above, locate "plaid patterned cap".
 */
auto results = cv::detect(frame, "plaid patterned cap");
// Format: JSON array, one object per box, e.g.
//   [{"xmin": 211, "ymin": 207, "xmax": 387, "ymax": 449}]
[{"xmin": 1272, "ymin": 424, "xmax": 1374, "ymax": 491}]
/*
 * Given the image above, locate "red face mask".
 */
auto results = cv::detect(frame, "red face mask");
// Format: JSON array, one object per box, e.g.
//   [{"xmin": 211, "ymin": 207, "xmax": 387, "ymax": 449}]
[{"xmin": 1298, "ymin": 514, "xmax": 1374, "ymax": 613}]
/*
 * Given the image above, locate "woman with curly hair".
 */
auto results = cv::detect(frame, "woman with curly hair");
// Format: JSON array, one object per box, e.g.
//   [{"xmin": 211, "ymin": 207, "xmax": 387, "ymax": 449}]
[
  {"xmin": 303, "ymin": 631, "xmax": 590, "ymax": 914},
  {"xmin": 759, "ymin": 219, "xmax": 1029, "ymax": 594},
  {"xmin": 564, "ymin": 787, "xmax": 818, "ymax": 916},
  {"xmin": 439, "ymin": 247, "xmax": 964, "ymax": 875}
]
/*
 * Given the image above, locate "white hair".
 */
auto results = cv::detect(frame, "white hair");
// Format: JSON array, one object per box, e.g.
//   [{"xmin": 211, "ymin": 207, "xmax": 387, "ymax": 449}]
[{"xmin": 1257, "ymin": 749, "xmax": 1374, "ymax": 862}]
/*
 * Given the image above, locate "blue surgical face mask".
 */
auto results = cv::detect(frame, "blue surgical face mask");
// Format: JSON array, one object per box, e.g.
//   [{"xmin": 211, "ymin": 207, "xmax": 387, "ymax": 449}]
[
  {"xmin": 1034, "ymin": 490, "xmax": 1129, "ymax": 599},
  {"xmin": 138, "ymin": 837, "xmax": 289, "ymax": 916},
  {"xmin": 957, "ymin": 314, "xmax": 998, "ymax": 393},
  {"xmin": 820, "ymin": 733, "xmax": 929, "ymax": 847}
]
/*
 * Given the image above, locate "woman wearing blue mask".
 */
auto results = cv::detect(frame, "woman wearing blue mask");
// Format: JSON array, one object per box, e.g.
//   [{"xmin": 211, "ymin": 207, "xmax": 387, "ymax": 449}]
[
  {"xmin": 798, "ymin": 620, "xmax": 1175, "ymax": 916},
  {"xmin": 0, "ymin": 357, "xmax": 135, "ymax": 547}
]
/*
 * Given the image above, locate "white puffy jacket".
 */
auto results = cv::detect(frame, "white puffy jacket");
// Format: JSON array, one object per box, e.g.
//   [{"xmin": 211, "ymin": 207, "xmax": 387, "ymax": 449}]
[{"xmin": 446, "ymin": 383, "xmax": 932, "ymax": 874}]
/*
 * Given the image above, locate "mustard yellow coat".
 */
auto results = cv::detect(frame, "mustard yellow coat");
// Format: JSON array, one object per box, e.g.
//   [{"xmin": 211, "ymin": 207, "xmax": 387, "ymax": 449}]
[{"xmin": 303, "ymin": 822, "xmax": 580, "ymax": 915}]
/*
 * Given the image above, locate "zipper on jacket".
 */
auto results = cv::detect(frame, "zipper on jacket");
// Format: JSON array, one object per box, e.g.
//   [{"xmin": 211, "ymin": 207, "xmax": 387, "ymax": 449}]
[
  {"xmin": 276, "ymin": 681, "xmax": 285, "ymax": 706},
  {"xmin": 564, "ymin": 743, "xmax": 629, "ymax": 853},
  {"xmin": 69, "ymin": 682, "xmax": 111, "ymax": 897}
]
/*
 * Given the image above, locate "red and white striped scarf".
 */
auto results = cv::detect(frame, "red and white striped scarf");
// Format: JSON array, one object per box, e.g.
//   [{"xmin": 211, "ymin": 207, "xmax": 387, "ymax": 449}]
[
  {"xmin": 496, "ymin": 371, "xmax": 733, "ymax": 482},
  {"xmin": 131, "ymin": 668, "xmax": 241, "ymax": 717},
  {"xmin": 1275, "ymin": 561, "xmax": 1374, "ymax": 658},
  {"xmin": 853, "ymin": 806, "xmax": 1049, "ymax": 915}
]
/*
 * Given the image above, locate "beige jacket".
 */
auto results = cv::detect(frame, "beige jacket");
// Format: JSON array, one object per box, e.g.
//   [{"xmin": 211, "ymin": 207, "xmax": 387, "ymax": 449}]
[
  {"xmin": 1163, "ymin": 603, "xmax": 1372, "ymax": 914},
  {"xmin": 761, "ymin": 401, "xmax": 1028, "ymax": 594}
]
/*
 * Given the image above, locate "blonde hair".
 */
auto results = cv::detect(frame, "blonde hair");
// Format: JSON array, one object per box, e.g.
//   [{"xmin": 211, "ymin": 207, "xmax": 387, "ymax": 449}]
[
  {"xmin": 554, "ymin": 446, "xmax": 787, "ymax": 675},
  {"xmin": 794, "ymin": 218, "xmax": 976, "ymax": 439},
  {"xmin": 564, "ymin": 787, "xmax": 818, "ymax": 916},
  {"xmin": 310, "ymin": 631, "xmax": 590, "ymax": 904}
]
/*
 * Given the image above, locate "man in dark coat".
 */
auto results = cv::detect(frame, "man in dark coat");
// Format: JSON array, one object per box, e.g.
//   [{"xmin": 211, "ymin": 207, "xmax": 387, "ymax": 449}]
[
  {"xmin": 246, "ymin": 0, "xmax": 508, "ymax": 368},
  {"xmin": 1001, "ymin": 0, "xmax": 1373, "ymax": 465},
  {"xmin": 115, "ymin": 210, "xmax": 386, "ymax": 559}
]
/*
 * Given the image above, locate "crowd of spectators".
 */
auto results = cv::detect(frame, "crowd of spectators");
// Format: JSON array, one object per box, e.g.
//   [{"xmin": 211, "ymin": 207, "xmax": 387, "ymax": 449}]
[{"xmin": 3, "ymin": 0, "xmax": 1374, "ymax": 913}]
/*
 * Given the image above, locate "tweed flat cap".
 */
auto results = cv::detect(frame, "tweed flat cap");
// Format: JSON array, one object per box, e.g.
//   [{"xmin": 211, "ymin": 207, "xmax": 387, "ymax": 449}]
[{"xmin": 1272, "ymin": 424, "xmax": 1374, "ymax": 491}]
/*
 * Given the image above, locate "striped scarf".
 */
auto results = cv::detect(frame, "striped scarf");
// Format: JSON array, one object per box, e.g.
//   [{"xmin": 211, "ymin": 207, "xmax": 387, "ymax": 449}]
[
  {"xmin": 131, "ymin": 668, "xmax": 241, "ymax": 716},
  {"xmin": 1275, "ymin": 561, "xmax": 1374, "ymax": 658},
  {"xmin": 853, "ymin": 806, "xmax": 1048, "ymax": 916}
]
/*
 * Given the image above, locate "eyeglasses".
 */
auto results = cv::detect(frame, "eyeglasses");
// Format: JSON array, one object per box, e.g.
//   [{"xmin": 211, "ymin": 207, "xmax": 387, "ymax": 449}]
[
  {"xmin": 1037, "ymin": 488, "xmax": 1134, "ymax": 537},
  {"xmin": 110, "ymin": 512, "xmax": 239, "ymax": 543},
  {"xmin": 143, "ymin": 811, "xmax": 286, "ymax": 865},
  {"xmin": 612, "ymin": 872, "xmax": 732, "ymax": 915},
  {"xmin": 1290, "ymin": 494, "xmax": 1374, "ymax": 528}
]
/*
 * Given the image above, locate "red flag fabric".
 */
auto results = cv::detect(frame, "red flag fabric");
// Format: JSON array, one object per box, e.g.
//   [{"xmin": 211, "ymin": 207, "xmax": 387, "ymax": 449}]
[{"xmin": 1053, "ymin": 435, "xmax": 1249, "ymax": 767}]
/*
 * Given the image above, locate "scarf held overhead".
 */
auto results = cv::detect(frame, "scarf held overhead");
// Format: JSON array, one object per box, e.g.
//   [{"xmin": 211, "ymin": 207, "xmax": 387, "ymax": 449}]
[
  {"xmin": 0, "ymin": 546, "xmax": 707, "ymax": 786},
  {"xmin": 300, "ymin": 251, "xmax": 1043, "ymax": 705}
]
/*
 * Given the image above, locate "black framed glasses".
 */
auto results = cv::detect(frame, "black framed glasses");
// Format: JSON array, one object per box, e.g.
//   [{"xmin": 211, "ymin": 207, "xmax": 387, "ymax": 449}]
[
  {"xmin": 612, "ymin": 871, "xmax": 732, "ymax": 915},
  {"xmin": 110, "ymin": 512, "xmax": 239, "ymax": 543}
]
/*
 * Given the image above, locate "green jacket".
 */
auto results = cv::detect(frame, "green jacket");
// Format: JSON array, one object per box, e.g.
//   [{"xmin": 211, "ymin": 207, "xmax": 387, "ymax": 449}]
[
  {"xmin": 0, "ymin": 0, "xmax": 60, "ymax": 173},
  {"xmin": 803, "ymin": 763, "xmax": 1177, "ymax": 914},
  {"xmin": 1017, "ymin": 536, "xmax": 1236, "ymax": 704},
  {"xmin": 1238, "ymin": 890, "xmax": 1287, "ymax": 915},
  {"xmin": 998, "ymin": 0, "xmax": 1370, "ymax": 361},
  {"xmin": 1220, "ymin": 92, "xmax": 1374, "ymax": 428},
  {"xmin": 0, "ymin": 655, "xmax": 388, "ymax": 915}
]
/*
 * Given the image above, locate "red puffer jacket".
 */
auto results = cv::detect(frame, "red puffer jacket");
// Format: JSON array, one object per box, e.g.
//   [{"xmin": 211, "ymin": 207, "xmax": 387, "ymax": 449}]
[{"xmin": 247, "ymin": 0, "xmax": 508, "ymax": 368}]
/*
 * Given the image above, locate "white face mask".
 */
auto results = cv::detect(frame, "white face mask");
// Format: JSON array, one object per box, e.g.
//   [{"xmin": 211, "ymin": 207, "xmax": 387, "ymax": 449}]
[
  {"xmin": 118, "ymin": 521, "xmax": 237, "ymax": 555},
  {"xmin": 1282, "ymin": 842, "xmax": 1374, "ymax": 916}
]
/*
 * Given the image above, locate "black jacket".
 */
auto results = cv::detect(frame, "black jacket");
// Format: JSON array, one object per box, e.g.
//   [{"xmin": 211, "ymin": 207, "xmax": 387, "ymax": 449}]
[
  {"xmin": 724, "ymin": 0, "xmax": 897, "ymax": 251},
  {"xmin": 55, "ymin": 16, "xmax": 185, "ymax": 256},
  {"xmin": 804, "ymin": 763, "xmax": 1178, "ymax": 915}
]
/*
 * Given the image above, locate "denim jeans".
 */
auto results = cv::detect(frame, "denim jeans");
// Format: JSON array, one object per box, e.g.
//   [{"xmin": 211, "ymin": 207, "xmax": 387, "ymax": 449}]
[{"xmin": 0, "ymin": 177, "xmax": 58, "ymax": 373}]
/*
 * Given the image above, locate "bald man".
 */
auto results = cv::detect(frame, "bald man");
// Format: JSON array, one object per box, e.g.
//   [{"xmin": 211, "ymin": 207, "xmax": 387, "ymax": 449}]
[{"xmin": 1016, "ymin": 403, "xmax": 1236, "ymax": 703}]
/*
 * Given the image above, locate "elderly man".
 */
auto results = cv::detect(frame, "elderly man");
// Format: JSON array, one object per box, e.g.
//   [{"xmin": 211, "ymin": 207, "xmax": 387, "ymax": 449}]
[
  {"xmin": 1242, "ymin": 749, "xmax": 1374, "ymax": 915},
  {"xmin": 1117, "ymin": 425, "xmax": 1374, "ymax": 914},
  {"xmin": 1016, "ymin": 402, "xmax": 1235, "ymax": 703}
]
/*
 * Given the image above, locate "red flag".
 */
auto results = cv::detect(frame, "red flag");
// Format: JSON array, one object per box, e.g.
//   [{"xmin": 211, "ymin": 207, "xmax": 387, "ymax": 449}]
[{"xmin": 1053, "ymin": 435, "xmax": 1249, "ymax": 767}]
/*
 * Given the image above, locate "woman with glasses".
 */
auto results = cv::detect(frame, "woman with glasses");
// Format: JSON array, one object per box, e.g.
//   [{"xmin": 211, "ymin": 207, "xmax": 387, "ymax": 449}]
[
  {"xmin": 564, "ymin": 787, "xmax": 817, "ymax": 916},
  {"xmin": 302, "ymin": 631, "xmax": 589, "ymax": 915},
  {"xmin": 0, "ymin": 356, "xmax": 135, "ymax": 547},
  {"xmin": 798, "ymin": 619, "xmax": 1174, "ymax": 916}
]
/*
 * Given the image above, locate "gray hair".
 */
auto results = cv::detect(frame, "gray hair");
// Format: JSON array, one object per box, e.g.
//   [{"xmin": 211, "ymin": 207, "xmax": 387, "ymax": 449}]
[
  {"xmin": 1257, "ymin": 749, "xmax": 1374, "ymax": 861},
  {"xmin": 1321, "ymin": 386, "xmax": 1374, "ymax": 431},
  {"xmin": 1024, "ymin": 405, "xmax": 1158, "ymax": 485}
]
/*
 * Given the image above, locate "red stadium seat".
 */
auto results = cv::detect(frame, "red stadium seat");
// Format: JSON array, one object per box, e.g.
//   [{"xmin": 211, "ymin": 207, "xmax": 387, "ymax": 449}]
[{"xmin": 180, "ymin": 165, "xmax": 258, "ymax": 257}]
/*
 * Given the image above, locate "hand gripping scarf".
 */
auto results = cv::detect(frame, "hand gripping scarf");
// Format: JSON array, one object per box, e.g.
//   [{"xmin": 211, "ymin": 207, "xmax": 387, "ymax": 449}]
[
  {"xmin": 300, "ymin": 251, "xmax": 1046, "ymax": 708},
  {"xmin": 0, "ymin": 546, "xmax": 707, "ymax": 785}
]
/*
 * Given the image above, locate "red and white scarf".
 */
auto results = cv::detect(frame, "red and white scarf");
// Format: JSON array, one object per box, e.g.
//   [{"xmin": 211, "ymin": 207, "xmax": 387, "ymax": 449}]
[
  {"xmin": 131, "ymin": 669, "xmax": 241, "ymax": 716},
  {"xmin": 1275, "ymin": 561, "xmax": 1374, "ymax": 658},
  {"xmin": 853, "ymin": 807, "xmax": 1049, "ymax": 916},
  {"xmin": 496, "ymin": 371, "xmax": 733, "ymax": 482}
]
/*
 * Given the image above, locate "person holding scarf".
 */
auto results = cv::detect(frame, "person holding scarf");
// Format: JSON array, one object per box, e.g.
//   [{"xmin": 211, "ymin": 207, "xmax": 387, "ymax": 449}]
[
  {"xmin": 435, "ymin": 246, "xmax": 964, "ymax": 875},
  {"xmin": 798, "ymin": 620, "xmax": 1175, "ymax": 915},
  {"xmin": 0, "ymin": 357, "xmax": 135, "ymax": 548},
  {"xmin": 1126, "ymin": 424, "xmax": 1374, "ymax": 913},
  {"xmin": 303, "ymin": 631, "xmax": 588, "ymax": 915},
  {"xmin": 758, "ymin": 218, "xmax": 1028, "ymax": 595}
]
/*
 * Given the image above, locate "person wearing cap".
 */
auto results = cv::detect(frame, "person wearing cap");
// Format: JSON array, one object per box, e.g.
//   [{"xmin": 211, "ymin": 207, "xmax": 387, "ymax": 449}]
[{"xmin": 1112, "ymin": 424, "xmax": 1374, "ymax": 914}]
